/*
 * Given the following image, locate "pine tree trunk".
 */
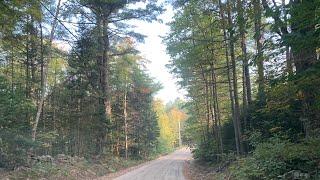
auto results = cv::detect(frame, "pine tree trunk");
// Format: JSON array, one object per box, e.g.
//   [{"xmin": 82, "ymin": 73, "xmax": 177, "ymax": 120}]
[
  {"xmin": 253, "ymin": 0, "xmax": 266, "ymax": 106},
  {"xmin": 290, "ymin": 0, "xmax": 317, "ymax": 137},
  {"xmin": 210, "ymin": 63, "xmax": 224, "ymax": 154},
  {"xmin": 291, "ymin": 0, "xmax": 317, "ymax": 73},
  {"xmin": 237, "ymin": 0, "xmax": 251, "ymax": 133},
  {"xmin": 200, "ymin": 64, "xmax": 211, "ymax": 135},
  {"xmin": 219, "ymin": 0, "xmax": 241, "ymax": 155},
  {"xmin": 227, "ymin": 0, "xmax": 243, "ymax": 154},
  {"xmin": 237, "ymin": 0, "xmax": 251, "ymax": 106},
  {"xmin": 96, "ymin": 13, "xmax": 113, "ymax": 154},
  {"xmin": 282, "ymin": 0, "xmax": 293, "ymax": 76}
]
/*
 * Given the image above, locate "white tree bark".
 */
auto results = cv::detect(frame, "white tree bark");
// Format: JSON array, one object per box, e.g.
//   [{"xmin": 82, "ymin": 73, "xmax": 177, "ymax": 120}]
[{"xmin": 32, "ymin": 0, "xmax": 62, "ymax": 141}]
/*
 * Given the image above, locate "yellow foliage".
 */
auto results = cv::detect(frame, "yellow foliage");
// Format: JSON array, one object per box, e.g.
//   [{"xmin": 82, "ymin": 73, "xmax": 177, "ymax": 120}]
[{"xmin": 153, "ymin": 100, "xmax": 187, "ymax": 149}]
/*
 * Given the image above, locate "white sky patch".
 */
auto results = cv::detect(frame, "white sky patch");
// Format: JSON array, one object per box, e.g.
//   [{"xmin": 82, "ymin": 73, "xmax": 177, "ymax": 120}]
[{"xmin": 129, "ymin": 4, "xmax": 186, "ymax": 103}]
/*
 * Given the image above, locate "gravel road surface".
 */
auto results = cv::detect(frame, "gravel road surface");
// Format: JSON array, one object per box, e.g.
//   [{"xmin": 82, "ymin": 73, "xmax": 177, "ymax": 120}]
[{"xmin": 113, "ymin": 148, "xmax": 191, "ymax": 180}]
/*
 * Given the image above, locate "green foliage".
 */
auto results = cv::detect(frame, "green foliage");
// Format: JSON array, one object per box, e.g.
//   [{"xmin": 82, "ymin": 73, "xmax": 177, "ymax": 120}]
[
  {"xmin": 191, "ymin": 119, "xmax": 237, "ymax": 162},
  {"xmin": 230, "ymin": 138, "xmax": 320, "ymax": 179},
  {"xmin": 249, "ymin": 63, "xmax": 320, "ymax": 141},
  {"xmin": 192, "ymin": 138, "xmax": 220, "ymax": 162},
  {"xmin": 0, "ymin": 129, "xmax": 35, "ymax": 169},
  {"xmin": 36, "ymin": 131, "xmax": 59, "ymax": 150},
  {"xmin": 228, "ymin": 63, "xmax": 320, "ymax": 179},
  {"xmin": 0, "ymin": 76, "xmax": 35, "ymax": 131},
  {"xmin": 0, "ymin": 76, "xmax": 36, "ymax": 169}
]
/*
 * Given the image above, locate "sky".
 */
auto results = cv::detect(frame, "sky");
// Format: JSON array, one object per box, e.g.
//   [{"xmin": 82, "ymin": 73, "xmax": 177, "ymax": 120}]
[{"xmin": 130, "ymin": 4, "xmax": 185, "ymax": 103}]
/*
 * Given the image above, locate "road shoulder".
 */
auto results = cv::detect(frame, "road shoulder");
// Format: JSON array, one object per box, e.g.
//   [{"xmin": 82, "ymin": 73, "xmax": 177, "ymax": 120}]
[{"xmin": 184, "ymin": 159, "xmax": 231, "ymax": 180}]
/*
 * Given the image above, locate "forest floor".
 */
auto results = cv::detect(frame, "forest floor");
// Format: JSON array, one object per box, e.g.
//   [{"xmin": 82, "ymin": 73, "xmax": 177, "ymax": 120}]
[
  {"xmin": 100, "ymin": 148, "xmax": 192, "ymax": 180},
  {"xmin": 0, "ymin": 153, "xmax": 163, "ymax": 180}
]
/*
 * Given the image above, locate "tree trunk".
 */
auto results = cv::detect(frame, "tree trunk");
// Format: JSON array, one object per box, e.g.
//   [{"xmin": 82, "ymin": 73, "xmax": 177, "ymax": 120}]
[
  {"xmin": 200, "ymin": 64, "xmax": 211, "ymax": 135},
  {"xmin": 281, "ymin": 0, "xmax": 293, "ymax": 76},
  {"xmin": 286, "ymin": 46, "xmax": 293, "ymax": 75},
  {"xmin": 210, "ymin": 63, "xmax": 224, "ymax": 154},
  {"xmin": 227, "ymin": 0, "xmax": 243, "ymax": 155},
  {"xmin": 40, "ymin": 22, "xmax": 44, "ymax": 102},
  {"xmin": 253, "ymin": 0, "xmax": 266, "ymax": 106},
  {"xmin": 290, "ymin": 0, "xmax": 317, "ymax": 73},
  {"xmin": 26, "ymin": 26, "xmax": 30, "ymax": 99},
  {"xmin": 124, "ymin": 80, "xmax": 128, "ymax": 159},
  {"xmin": 237, "ymin": 0, "xmax": 252, "ymax": 106},
  {"xmin": 218, "ymin": 0, "xmax": 241, "ymax": 155},
  {"xmin": 178, "ymin": 120, "xmax": 182, "ymax": 147},
  {"xmin": 290, "ymin": 0, "xmax": 318, "ymax": 137},
  {"xmin": 32, "ymin": 0, "xmax": 62, "ymax": 141},
  {"xmin": 96, "ymin": 13, "xmax": 113, "ymax": 154},
  {"xmin": 237, "ymin": 0, "xmax": 251, "ymax": 133}
]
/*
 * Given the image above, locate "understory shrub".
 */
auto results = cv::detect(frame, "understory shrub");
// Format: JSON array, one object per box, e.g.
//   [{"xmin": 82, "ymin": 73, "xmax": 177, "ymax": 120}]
[
  {"xmin": 230, "ymin": 138, "xmax": 320, "ymax": 179},
  {"xmin": 193, "ymin": 138, "xmax": 220, "ymax": 162}
]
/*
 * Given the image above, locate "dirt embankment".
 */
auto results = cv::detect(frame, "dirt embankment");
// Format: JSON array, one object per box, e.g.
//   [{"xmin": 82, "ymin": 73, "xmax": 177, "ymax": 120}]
[{"xmin": 184, "ymin": 159, "xmax": 232, "ymax": 180}]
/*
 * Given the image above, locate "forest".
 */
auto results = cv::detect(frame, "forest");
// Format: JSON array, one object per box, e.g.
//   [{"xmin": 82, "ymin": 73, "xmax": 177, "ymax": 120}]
[
  {"xmin": 0, "ymin": 0, "xmax": 188, "ymax": 179},
  {"xmin": 166, "ymin": 0, "xmax": 320, "ymax": 179},
  {"xmin": 0, "ymin": 0, "xmax": 319, "ymax": 179}
]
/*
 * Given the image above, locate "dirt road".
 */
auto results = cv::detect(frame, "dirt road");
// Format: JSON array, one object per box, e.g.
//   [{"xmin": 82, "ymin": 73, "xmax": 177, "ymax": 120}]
[{"xmin": 112, "ymin": 148, "xmax": 191, "ymax": 180}]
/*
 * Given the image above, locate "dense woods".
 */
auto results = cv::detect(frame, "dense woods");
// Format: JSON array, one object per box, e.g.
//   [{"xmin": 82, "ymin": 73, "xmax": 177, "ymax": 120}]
[
  {"xmin": 1, "ymin": 0, "xmax": 320, "ymax": 179},
  {"xmin": 166, "ymin": 0, "xmax": 320, "ymax": 179},
  {"xmin": 0, "ymin": 1, "xmax": 187, "ymax": 176}
]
